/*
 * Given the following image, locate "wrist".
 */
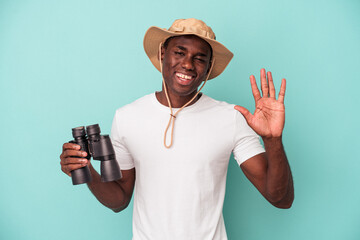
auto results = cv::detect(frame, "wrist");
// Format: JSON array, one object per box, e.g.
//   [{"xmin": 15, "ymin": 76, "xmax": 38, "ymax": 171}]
[{"xmin": 262, "ymin": 135, "xmax": 283, "ymax": 145}]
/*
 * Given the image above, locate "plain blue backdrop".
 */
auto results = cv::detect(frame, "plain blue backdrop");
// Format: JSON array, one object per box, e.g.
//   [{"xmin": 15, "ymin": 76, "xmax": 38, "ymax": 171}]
[{"xmin": 1, "ymin": 0, "xmax": 359, "ymax": 239}]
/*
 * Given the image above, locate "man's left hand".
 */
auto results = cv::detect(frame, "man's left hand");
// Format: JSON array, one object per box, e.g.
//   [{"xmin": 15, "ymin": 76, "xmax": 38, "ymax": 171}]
[{"xmin": 234, "ymin": 68, "xmax": 286, "ymax": 139}]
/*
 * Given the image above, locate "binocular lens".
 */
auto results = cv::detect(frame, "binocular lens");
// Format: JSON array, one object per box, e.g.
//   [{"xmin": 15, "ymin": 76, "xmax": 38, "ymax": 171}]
[
  {"xmin": 86, "ymin": 124, "xmax": 100, "ymax": 136},
  {"xmin": 100, "ymin": 160, "xmax": 122, "ymax": 182},
  {"xmin": 72, "ymin": 126, "xmax": 86, "ymax": 138},
  {"xmin": 72, "ymin": 167, "xmax": 92, "ymax": 185}
]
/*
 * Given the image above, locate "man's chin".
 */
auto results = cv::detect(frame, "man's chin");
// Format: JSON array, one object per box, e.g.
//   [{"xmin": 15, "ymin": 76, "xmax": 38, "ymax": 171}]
[{"xmin": 172, "ymin": 88, "xmax": 199, "ymax": 98}]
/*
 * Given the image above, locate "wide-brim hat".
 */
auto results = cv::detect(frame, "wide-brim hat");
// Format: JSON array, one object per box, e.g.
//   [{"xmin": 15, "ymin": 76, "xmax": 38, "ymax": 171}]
[{"xmin": 143, "ymin": 18, "xmax": 233, "ymax": 80}]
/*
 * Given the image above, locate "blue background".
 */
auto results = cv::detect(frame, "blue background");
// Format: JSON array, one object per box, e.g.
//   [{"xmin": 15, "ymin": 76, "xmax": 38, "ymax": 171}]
[{"xmin": 1, "ymin": 0, "xmax": 359, "ymax": 239}]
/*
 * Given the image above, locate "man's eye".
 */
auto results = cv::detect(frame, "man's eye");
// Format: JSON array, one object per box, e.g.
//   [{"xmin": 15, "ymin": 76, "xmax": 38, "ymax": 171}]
[
  {"xmin": 195, "ymin": 58, "xmax": 205, "ymax": 62},
  {"xmin": 175, "ymin": 51, "xmax": 184, "ymax": 56}
]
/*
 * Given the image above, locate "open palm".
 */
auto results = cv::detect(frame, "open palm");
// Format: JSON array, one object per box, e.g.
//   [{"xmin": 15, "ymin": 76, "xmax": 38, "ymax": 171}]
[{"xmin": 235, "ymin": 68, "xmax": 286, "ymax": 138}]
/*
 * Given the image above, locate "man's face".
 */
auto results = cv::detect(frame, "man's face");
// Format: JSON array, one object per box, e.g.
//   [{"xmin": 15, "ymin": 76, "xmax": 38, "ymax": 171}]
[{"xmin": 161, "ymin": 35, "xmax": 212, "ymax": 97}]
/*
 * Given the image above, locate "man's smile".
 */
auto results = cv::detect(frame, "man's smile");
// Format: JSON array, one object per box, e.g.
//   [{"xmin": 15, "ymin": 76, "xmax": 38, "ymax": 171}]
[{"xmin": 175, "ymin": 72, "xmax": 195, "ymax": 85}]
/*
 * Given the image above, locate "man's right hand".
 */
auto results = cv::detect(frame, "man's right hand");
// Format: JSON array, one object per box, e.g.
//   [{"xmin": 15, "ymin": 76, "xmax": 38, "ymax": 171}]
[
  {"xmin": 60, "ymin": 142, "xmax": 136, "ymax": 212},
  {"xmin": 60, "ymin": 143, "xmax": 90, "ymax": 177}
]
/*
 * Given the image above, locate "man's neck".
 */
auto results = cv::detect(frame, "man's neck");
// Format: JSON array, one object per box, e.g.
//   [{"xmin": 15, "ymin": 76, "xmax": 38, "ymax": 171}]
[{"xmin": 155, "ymin": 91, "xmax": 201, "ymax": 108}]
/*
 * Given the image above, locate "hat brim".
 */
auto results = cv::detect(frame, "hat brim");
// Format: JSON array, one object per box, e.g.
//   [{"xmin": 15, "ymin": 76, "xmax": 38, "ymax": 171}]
[{"xmin": 143, "ymin": 26, "xmax": 233, "ymax": 80}]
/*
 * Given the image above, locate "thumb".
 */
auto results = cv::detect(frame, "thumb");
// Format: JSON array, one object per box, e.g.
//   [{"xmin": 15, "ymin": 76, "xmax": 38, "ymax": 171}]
[{"xmin": 234, "ymin": 105, "xmax": 253, "ymax": 123}]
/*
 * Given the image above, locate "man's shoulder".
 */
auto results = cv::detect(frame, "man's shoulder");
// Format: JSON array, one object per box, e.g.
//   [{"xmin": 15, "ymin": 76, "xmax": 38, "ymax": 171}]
[{"xmin": 201, "ymin": 94, "xmax": 236, "ymax": 112}]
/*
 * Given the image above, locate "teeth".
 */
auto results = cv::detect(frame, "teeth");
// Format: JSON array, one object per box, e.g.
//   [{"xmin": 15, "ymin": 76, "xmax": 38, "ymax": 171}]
[{"xmin": 176, "ymin": 73, "xmax": 192, "ymax": 80}]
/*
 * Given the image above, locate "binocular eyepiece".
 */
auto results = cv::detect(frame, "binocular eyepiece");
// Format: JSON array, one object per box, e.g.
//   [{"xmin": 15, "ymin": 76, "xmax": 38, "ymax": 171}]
[{"xmin": 70, "ymin": 124, "xmax": 122, "ymax": 185}]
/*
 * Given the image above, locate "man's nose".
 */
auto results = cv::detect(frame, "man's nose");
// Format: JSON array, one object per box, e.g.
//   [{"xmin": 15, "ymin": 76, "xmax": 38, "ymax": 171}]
[{"xmin": 181, "ymin": 57, "xmax": 194, "ymax": 71}]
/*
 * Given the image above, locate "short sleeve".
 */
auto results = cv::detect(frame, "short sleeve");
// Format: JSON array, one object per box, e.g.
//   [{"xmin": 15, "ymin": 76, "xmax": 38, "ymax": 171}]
[
  {"xmin": 110, "ymin": 110, "xmax": 135, "ymax": 170},
  {"xmin": 232, "ymin": 111, "xmax": 265, "ymax": 165}
]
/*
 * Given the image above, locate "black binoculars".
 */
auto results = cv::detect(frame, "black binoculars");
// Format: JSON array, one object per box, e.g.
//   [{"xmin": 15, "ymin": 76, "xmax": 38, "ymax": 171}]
[{"xmin": 70, "ymin": 124, "xmax": 122, "ymax": 185}]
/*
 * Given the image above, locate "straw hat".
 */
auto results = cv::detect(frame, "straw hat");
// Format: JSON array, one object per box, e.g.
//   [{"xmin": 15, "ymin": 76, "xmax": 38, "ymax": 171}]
[{"xmin": 143, "ymin": 18, "xmax": 233, "ymax": 80}]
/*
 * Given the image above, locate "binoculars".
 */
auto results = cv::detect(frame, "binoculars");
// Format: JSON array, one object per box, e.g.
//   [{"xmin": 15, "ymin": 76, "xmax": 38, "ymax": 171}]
[{"xmin": 70, "ymin": 124, "xmax": 122, "ymax": 185}]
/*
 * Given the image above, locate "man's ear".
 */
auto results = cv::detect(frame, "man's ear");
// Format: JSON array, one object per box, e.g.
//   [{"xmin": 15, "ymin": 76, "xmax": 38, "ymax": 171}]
[{"xmin": 159, "ymin": 45, "xmax": 165, "ymax": 62}]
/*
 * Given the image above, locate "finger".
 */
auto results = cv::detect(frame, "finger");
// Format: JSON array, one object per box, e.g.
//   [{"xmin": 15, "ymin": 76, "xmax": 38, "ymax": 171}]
[
  {"xmin": 60, "ymin": 163, "xmax": 72, "ymax": 177},
  {"xmin": 250, "ymin": 75, "xmax": 261, "ymax": 103},
  {"xmin": 260, "ymin": 68, "xmax": 269, "ymax": 97},
  {"xmin": 268, "ymin": 71, "xmax": 276, "ymax": 98},
  {"xmin": 62, "ymin": 157, "xmax": 89, "ymax": 165},
  {"xmin": 62, "ymin": 149, "xmax": 87, "ymax": 159},
  {"xmin": 63, "ymin": 142, "xmax": 80, "ymax": 151},
  {"xmin": 234, "ymin": 105, "xmax": 254, "ymax": 124},
  {"xmin": 278, "ymin": 78, "xmax": 286, "ymax": 103}
]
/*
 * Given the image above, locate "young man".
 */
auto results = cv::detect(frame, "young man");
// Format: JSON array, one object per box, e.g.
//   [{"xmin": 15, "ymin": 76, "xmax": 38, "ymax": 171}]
[{"xmin": 60, "ymin": 18, "xmax": 294, "ymax": 240}]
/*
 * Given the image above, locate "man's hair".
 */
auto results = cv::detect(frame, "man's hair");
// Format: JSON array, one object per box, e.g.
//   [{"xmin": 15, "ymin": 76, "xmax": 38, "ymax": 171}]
[{"xmin": 163, "ymin": 36, "xmax": 176, "ymax": 50}]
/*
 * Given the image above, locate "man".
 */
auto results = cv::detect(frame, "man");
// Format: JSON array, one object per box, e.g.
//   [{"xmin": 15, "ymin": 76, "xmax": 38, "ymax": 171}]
[{"xmin": 60, "ymin": 18, "xmax": 294, "ymax": 240}]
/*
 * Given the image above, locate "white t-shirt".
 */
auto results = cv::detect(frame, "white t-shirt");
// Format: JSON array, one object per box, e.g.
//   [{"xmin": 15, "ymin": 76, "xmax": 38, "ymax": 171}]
[{"xmin": 111, "ymin": 93, "xmax": 265, "ymax": 240}]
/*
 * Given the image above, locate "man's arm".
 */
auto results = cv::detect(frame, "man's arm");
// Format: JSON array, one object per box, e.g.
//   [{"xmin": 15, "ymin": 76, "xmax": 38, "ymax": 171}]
[
  {"xmin": 240, "ymin": 140, "xmax": 293, "ymax": 208},
  {"xmin": 234, "ymin": 68, "xmax": 294, "ymax": 208},
  {"xmin": 87, "ymin": 165, "xmax": 135, "ymax": 212},
  {"xmin": 60, "ymin": 143, "xmax": 135, "ymax": 212}
]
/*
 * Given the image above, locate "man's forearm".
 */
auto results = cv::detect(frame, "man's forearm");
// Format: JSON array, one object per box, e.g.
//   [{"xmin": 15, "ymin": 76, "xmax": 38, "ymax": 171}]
[
  {"xmin": 263, "ymin": 137, "xmax": 294, "ymax": 208},
  {"xmin": 87, "ymin": 164, "xmax": 129, "ymax": 212}
]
